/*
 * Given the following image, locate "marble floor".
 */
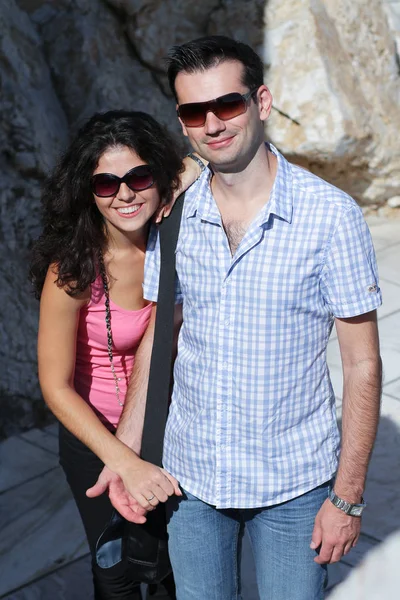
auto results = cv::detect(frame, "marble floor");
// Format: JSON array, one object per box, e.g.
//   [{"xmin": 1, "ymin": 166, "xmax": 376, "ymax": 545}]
[{"xmin": 1, "ymin": 217, "xmax": 399, "ymax": 599}]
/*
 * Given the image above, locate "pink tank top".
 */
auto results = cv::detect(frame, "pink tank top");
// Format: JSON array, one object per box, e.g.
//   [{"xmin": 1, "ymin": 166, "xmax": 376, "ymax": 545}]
[{"xmin": 74, "ymin": 275, "xmax": 152, "ymax": 429}]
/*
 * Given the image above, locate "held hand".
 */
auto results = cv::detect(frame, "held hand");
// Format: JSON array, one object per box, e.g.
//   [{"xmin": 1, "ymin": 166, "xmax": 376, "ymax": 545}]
[
  {"xmin": 310, "ymin": 498, "xmax": 361, "ymax": 564},
  {"xmin": 86, "ymin": 466, "xmax": 148, "ymax": 524}
]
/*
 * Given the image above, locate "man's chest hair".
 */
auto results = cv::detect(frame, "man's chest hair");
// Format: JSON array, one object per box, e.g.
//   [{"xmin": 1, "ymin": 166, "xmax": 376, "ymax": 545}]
[{"xmin": 223, "ymin": 220, "xmax": 248, "ymax": 256}]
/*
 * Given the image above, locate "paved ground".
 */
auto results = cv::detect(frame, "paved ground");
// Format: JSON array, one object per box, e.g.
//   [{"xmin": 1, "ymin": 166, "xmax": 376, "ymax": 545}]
[{"xmin": 0, "ymin": 217, "xmax": 399, "ymax": 599}]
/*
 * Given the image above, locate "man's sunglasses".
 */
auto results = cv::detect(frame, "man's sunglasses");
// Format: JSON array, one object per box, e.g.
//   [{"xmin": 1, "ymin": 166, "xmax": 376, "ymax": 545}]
[
  {"xmin": 177, "ymin": 89, "xmax": 258, "ymax": 127},
  {"xmin": 91, "ymin": 165, "xmax": 155, "ymax": 198}
]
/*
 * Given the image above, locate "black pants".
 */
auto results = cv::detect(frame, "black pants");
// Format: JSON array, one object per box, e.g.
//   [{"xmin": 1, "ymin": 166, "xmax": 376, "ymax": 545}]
[{"xmin": 59, "ymin": 423, "xmax": 175, "ymax": 600}]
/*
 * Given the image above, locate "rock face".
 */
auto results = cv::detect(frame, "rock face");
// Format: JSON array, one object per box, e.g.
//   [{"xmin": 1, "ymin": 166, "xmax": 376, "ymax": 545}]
[
  {"xmin": 265, "ymin": 0, "xmax": 400, "ymax": 203},
  {"xmin": 29, "ymin": 0, "xmax": 179, "ymax": 134},
  {"xmin": 1, "ymin": 0, "xmax": 399, "ymax": 435},
  {"xmin": 0, "ymin": 0, "xmax": 68, "ymax": 436}
]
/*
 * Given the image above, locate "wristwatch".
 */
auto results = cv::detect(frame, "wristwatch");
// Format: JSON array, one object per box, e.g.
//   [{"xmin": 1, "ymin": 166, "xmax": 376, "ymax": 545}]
[
  {"xmin": 186, "ymin": 152, "xmax": 207, "ymax": 173},
  {"xmin": 329, "ymin": 489, "xmax": 367, "ymax": 517}
]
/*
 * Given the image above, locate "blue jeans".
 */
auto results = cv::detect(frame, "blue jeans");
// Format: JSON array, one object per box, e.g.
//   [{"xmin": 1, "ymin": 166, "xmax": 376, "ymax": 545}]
[{"xmin": 166, "ymin": 483, "xmax": 330, "ymax": 600}]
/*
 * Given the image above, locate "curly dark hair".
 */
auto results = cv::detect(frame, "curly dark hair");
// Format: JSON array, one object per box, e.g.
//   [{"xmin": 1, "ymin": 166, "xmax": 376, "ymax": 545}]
[{"xmin": 30, "ymin": 110, "xmax": 183, "ymax": 298}]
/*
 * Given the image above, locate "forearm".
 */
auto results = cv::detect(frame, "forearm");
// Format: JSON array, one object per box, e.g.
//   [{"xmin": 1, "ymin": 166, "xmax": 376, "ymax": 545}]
[
  {"xmin": 41, "ymin": 385, "xmax": 135, "ymax": 472},
  {"xmin": 115, "ymin": 305, "xmax": 156, "ymax": 452},
  {"xmin": 335, "ymin": 355, "xmax": 382, "ymax": 501},
  {"xmin": 177, "ymin": 153, "xmax": 207, "ymax": 196}
]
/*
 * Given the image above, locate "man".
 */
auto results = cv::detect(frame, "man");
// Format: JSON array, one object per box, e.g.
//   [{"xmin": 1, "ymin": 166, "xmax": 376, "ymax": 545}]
[{"xmin": 89, "ymin": 36, "xmax": 382, "ymax": 599}]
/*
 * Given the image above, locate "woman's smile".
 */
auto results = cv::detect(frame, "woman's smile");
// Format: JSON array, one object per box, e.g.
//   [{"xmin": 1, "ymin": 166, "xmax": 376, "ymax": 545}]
[{"xmin": 115, "ymin": 203, "xmax": 143, "ymax": 217}]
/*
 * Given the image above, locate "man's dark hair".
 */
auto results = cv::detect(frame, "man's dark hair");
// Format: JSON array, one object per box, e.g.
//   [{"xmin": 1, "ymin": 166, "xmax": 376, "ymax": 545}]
[{"xmin": 167, "ymin": 35, "xmax": 264, "ymax": 100}]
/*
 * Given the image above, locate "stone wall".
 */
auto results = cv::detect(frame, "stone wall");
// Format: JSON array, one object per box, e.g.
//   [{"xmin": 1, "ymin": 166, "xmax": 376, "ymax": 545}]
[
  {"xmin": 265, "ymin": 0, "xmax": 400, "ymax": 203},
  {"xmin": 1, "ymin": 0, "xmax": 399, "ymax": 436}
]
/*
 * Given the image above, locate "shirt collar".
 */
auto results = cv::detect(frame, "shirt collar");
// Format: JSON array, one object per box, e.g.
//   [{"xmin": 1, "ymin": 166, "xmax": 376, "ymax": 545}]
[
  {"xmin": 186, "ymin": 142, "xmax": 293, "ymax": 225},
  {"xmin": 186, "ymin": 168, "xmax": 221, "ymax": 224},
  {"xmin": 262, "ymin": 143, "xmax": 293, "ymax": 224}
]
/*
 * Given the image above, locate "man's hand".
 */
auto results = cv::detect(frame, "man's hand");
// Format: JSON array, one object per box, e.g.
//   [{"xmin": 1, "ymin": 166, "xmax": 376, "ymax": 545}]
[
  {"xmin": 310, "ymin": 499, "xmax": 361, "ymax": 564},
  {"xmin": 86, "ymin": 466, "xmax": 148, "ymax": 523},
  {"xmin": 87, "ymin": 455, "xmax": 181, "ymax": 517}
]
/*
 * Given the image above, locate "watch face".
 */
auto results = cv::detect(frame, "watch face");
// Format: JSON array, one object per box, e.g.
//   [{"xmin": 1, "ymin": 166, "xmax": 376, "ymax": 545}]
[{"xmin": 351, "ymin": 506, "xmax": 363, "ymax": 517}]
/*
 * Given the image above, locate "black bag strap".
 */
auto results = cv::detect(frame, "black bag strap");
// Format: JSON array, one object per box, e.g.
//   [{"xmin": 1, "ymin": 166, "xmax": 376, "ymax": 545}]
[{"xmin": 140, "ymin": 193, "xmax": 185, "ymax": 466}]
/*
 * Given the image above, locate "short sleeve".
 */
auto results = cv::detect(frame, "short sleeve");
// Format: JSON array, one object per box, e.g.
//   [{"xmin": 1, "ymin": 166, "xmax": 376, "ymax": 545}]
[
  {"xmin": 320, "ymin": 205, "xmax": 382, "ymax": 318},
  {"xmin": 143, "ymin": 224, "xmax": 183, "ymax": 303}
]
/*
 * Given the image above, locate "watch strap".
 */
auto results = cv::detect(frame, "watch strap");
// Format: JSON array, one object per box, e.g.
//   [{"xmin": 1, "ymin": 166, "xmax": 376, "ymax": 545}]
[
  {"xmin": 329, "ymin": 489, "xmax": 366, "ymax": 517},
  {"xmin": 186, "ymin": 152, "xmax": 207, "ymax": 173}
]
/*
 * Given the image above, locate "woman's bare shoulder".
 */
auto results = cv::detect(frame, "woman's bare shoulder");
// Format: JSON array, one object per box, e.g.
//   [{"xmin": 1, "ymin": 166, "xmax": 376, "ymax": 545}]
[{"xmin": 41, "ymin": 263, "xmax": 91, "ymax": 309}]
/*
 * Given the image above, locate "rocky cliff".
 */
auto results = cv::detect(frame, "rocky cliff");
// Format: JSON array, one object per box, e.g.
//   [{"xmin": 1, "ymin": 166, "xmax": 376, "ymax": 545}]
[{"xmin": 1, "ymin": 0, "xmax": 399, "ymax": 435}]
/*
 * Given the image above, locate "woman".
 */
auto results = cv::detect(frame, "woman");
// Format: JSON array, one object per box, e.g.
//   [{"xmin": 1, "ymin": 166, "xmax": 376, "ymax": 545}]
[{"xmin": 30, "ymin": 110, "xmax": 203, "ymax": 599}]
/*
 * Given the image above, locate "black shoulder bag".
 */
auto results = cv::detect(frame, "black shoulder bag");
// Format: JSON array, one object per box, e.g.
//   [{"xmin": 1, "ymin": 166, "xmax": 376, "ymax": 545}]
[{"xmin": 95, "ymin": 193, "xmax": 184, "ymax": 585}]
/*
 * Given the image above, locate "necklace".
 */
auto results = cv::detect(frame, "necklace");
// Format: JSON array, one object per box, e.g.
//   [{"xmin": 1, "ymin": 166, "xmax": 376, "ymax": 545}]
[{"xmin": 98, "ymin": 253, "xmax": 123, "ymax": 407}]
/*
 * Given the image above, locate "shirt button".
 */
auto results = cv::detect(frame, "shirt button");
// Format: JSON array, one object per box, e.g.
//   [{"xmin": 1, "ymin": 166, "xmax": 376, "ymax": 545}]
[{"xmin": 225, "ymin": 319, "xmax": 230, "ymax": 326}]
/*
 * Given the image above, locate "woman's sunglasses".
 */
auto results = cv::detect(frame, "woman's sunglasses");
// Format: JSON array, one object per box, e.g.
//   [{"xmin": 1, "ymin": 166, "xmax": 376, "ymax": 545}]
[
  {"xmin": 91, "ymin": 165, "xmax": 155, "ymax": 197},
  {"xmin": 177, "ymin": 89, "xmax": 258, "ymax": 128}
]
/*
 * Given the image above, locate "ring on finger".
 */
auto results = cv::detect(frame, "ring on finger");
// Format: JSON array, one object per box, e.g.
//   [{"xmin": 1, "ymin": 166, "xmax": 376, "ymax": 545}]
[{"xmin": 147, "ymin": 494, "xmax": 155, "ymax": 502}]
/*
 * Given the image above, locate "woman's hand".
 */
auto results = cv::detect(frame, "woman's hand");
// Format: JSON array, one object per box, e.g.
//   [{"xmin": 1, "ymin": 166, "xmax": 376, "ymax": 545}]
[{"xmin": 154, "ymin": 153, "xmax": 208, "ymax": 223}]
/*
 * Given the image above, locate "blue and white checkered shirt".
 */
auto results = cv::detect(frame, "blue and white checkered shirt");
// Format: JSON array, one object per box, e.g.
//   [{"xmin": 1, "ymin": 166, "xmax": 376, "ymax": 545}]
[{"xmin": 143, "ymin": 144, "xmax": 382, "ymax": 509}]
